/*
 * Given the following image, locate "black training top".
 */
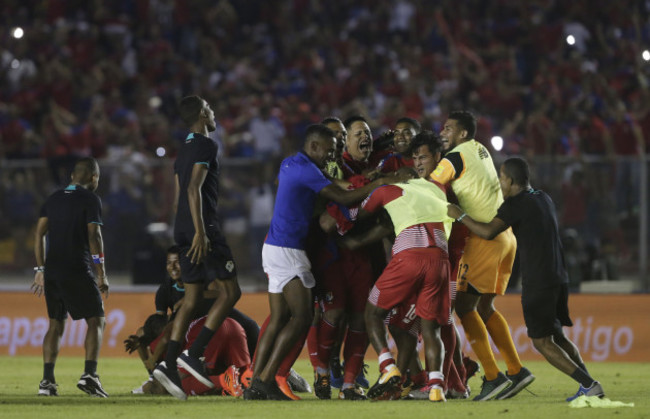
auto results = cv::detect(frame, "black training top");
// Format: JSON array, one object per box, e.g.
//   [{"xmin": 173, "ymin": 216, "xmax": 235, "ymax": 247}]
[
  {"xmin": 40, "ymin": 184, "xmax": 103, "ymax": 274},
  {"xmin": 155, "ymin": 278, "xmax": 185, "ymax": 314},
  {"xmin": 174, "ymin": 132, "xmax": 221, "ymax": 237},
  {"xmin": 155, "ymin": 279, "xmax": 214, "ymax": 318},
  {"xmin": 496, "ymin": 188, "xmax": 569, "ymax": 289}
]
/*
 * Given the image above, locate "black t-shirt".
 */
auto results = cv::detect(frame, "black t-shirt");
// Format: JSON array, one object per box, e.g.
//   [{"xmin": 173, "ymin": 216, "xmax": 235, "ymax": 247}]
[
  {"xmin": 174, "ymin": 132, "xmax": 221, "ymax": 237},
  {"xmin": 496, "ymin": 188, "xmax": 568, "ymax": 289},
  {"xmin": 40, "ymin": 184, "xmax": 103, "ymax": 274},
  {"xmin": 155, "ymin": 279, "xmax": 215, "ymax": 318},
  {"xmin": 155, "ymin": 278, "xmax": 185, "ymax": 314}
]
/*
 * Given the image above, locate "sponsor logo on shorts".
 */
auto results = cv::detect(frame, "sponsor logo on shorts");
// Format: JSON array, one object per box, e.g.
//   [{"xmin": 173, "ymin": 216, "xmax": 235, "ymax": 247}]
[{"xmin": 225, "ymin": 261, "xmax": 235, "ymax": 272}]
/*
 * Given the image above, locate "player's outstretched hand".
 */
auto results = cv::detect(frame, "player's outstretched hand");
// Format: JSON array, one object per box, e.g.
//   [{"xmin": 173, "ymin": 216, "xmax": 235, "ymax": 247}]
[
  {"xmin": 447, "ymin": 203, "xmax": 464, "ymax": 220},
  {"xmin": 124, "ymin": 335, "xmax": 140, "ymax": 353},
  {"xmin": 188, "ymin": 231, "xmax": 211, "ymax": 264},
  {"xmin": 31, "ymin": 272, "xmax": 44, "ymax": 297},
  {"xmin": 98, "ymin": 275, "xmax": 110, "ymax": 299}
]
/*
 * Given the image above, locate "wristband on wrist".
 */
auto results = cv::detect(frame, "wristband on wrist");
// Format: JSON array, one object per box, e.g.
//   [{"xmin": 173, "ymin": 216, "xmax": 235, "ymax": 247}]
[
  {"xmin": 34, "ymin": 266, "xmax": 45, "ymax": 273},
  {"xmin": 456, "ymin": 213, "xmax": 467, "ymax": 222},
  {"xmin": 92, "ymin": 253, "xmax": 105, "ymax": 264}
]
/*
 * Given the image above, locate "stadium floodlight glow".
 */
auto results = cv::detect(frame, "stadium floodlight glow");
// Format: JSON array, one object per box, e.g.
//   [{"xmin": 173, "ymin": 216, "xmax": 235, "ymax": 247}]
[
  {"xmin": 566, "ymin": 35, "xmax": 576, "ymax": 45},
  {"xmin": 149, "ymin": 96, "xmax": 162, "ymax": 108},
  {"xmin": 156, "ymin": 147, "xmax": 166, "ymax": 157},
  {"xmin": 12, "ymin": 27, "xmax": 24, "ymax": 39},
  {"xmin": 491, "ymin": 136, "xmax": 504, "ymax": 151},
  {"xmin": 643, "ymin": 50, "xmax": 650, "ymax": 62}
]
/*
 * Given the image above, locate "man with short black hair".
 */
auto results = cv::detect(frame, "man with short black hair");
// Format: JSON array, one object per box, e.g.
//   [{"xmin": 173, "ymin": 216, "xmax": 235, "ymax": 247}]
[
  {"xmin": 448, "ymin": 157, "xmax": 605, "ymax": 402},
  {"xmin": 245, "ymin": 124, "xmax": 406, "ymax": 400},
  {"xmin": 153, "ymin": 95, "xmax": 242, "ymax": 401},
  {"xmin": 32, "ymin": 157, "xmax": 109, "ymax": 398},
  {"xmin": 371, "ymin": 117, "xmax": 420, "ymax": 173},
  {"xmin": 432, "ymin": 111, "xmax": 532, "ymax": 401}
]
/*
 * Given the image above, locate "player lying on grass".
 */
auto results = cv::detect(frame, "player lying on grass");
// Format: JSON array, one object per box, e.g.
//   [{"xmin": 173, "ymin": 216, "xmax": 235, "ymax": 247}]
[
  {"xmin": 125, "ymin": 313, "xmax": 247, "ymax": 398},
  {"xmin": 125, "ymin": 247, "xmax": 260, "ymax": 377}
]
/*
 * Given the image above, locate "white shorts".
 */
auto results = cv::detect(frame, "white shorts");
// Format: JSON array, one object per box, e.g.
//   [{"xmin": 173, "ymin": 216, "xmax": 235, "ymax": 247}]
[{"xmin": 262, "ymin": 243, "xmax": 316, "ymax": 293}]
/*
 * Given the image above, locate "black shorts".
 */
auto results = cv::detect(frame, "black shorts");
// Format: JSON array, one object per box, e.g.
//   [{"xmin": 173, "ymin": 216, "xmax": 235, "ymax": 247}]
[
  {"xmin": 176, "ymin": 231, "xmax": 238, "ymax": 284},
  {"xmin": 522, "ymin": 283, "xmax": 573, "ymax": 339},
  {"xmin": 44, "ymin": 272, "xmax": 104, "ymax": 321}
]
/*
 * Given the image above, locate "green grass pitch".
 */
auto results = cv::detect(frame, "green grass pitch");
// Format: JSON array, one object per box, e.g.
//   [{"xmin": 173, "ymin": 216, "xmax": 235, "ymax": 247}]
[{"xmin": 0, "ymin": 357, "xmax": 646, "ymax": 419}]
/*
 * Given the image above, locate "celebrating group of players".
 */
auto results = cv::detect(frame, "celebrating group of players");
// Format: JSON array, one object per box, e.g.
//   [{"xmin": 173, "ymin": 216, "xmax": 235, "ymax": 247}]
[
  {"xmin": 146, "ymin": 98, "xmax": 536, "ymax": 403},
  {"xmin": 34, "ymin": 95, "xmax": 605, "ymax": 403}
]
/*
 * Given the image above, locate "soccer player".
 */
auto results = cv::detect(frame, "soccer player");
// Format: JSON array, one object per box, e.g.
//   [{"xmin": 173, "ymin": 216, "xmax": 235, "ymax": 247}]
[
  {"xmin": 447, "ymin": 157, "xmax": 605, "ymax": 401},
  {"xmin": 431, "ymin": 111, "xmax": 533, "ymax": 401},
  {"xmin": 359, "ymin": 150, "xmax": 453, "ymax": 402},
  {"xmin": 131, "ymin": 313, "xmax": 248, "ymax": 398},
  {"xmin": 124, "ymin": 245, "xmax": 259, "ymax": 377},
  {"xmin": 374, "ymin": 117, "xmax": 421, "ymax": 172},
  {"xmin": 153, "ymin": 95, "xmax": 242, "ymax": 400},
  {"xmin": 322, "ymin": 116, "xmax": 348, "ymax": 179},
  {"xmin": 154, "ymin": 245, "xmax": 185, "ymax": 317},
  {"xmin": 310, "ymin": 116, "xmax": 383, "ymax": 400},
  {"xmin": 244, "ymin": 124, "xmax": 406, "ymax": 400},
  {"xmin": 414, "ymin": 130, "xmax": 477, "ymax": 398},
  {"xmin": 31, "ymin": 157, "xmax": 109, "ymax": 397}
]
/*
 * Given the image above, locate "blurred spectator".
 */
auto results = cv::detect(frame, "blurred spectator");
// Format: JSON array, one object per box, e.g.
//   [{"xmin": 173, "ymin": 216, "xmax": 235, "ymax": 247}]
[
  {"xmin": 0, "ymin": 0, "xmax": 648, "ymax": 280},
  {"xmin": 249, "ymin": 104, "xmax": 285, "ymax": 159},
  {"xmin": 247, "ymin": 163, "xmax": 275, "ymax": 279}
]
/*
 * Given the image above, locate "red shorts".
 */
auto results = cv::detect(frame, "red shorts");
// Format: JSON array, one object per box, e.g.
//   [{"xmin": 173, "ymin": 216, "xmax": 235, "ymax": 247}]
[
  {"xmin": 181, "ymin": 375, "xmax": 219, "ymax": 396},
  {"xmin": 369, "ymin": 247, "xmax": 450, "ymax": 325},
  {"xmin": 387, "ymin": 293, "xmax": 420, "ymax": 337},
  {"xmin": 184, "ymin": 316, "xmax": 251, "ymax": 372},
  {"xmin": 319, "ymin": 248, "xmax": 374, "ymax": 313}
]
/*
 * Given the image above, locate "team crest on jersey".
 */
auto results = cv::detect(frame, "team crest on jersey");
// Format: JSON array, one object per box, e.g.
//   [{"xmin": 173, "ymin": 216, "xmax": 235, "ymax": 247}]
[
  {"xmin": 325, "ymin": 292, "xmax": 334, "ymax": 304},
  {"xmin": 225, "ymin": 260, "xmax": 235, "ymax": 272}
]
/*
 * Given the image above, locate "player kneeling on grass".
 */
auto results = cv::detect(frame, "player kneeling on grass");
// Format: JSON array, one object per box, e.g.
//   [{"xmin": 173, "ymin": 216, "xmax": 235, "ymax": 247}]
[
  {"xmin": 447, "ymin": 157, "xmax": 605, "ymax": 401},
  {"xmin": 125, "ymin": 314, "xmax": 248, "ymax": 399}
]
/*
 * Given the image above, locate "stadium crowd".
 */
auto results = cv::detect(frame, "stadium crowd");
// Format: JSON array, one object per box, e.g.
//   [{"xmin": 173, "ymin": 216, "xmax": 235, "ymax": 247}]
[
  {"xmin": 2, "ymin": 0, "xmax": 649, "ymax": 161},
  {"xmin": 1, "ymin": 3, "xmax": 647, "ymax": 273},
  {"xmin": 2, "ymin": 0, "xmax": 641, "ymax": 404}
]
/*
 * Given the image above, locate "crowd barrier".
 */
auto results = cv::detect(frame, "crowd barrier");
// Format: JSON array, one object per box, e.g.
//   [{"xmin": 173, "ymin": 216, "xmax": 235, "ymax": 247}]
[{"xmin": 0, "ymin": 292, "xmax": 648, "ymax": 362}]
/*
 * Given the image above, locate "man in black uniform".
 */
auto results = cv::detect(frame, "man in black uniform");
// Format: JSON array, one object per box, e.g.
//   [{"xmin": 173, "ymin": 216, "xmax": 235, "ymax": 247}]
[
  {"xmin": 447, "ymin": 157, "xmax": 605, "ymax": 401},
  {"xmin": 153, "ymin": 95, "xmax": 241, "ymax": 400},
  {"xmin": 129, "ymin": 245, "xmax": 259, "ymax": 362},
  {"xmin": 31, "ymin": 157, "xmax": 109, "ymax": 397},
  {"xmin": 154, "ymin": 245, "xmax": 185, "ymax": 317}
]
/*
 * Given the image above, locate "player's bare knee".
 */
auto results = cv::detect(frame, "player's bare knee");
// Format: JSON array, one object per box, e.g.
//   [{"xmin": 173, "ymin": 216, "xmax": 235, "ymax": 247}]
[
  {"xmin": 348, "ymin": 312, "xmax": 365, "ymax": 331},
  {"xmin": 220, "ymin": 279, "xmax": 242, "ymax": 305},
  {"xmin": 364, "ymin": 303, "xmax": 387, "ymax": 323},
  {"xmin": 323, "ymin": 308, "xmax": 344, "ymax": 325},
  {"xmin": 87, "ymin": 316, "xmax": 106, "ymax": 331},
  {"xmin": 552, "ymin": 330, "xmax": 569, "ymax": 346},
  {"xmin": 476, "ymin": 294, "xmax": 496, "ymax": 321},
  {"xmin": 294, "ymin": 314, "xmax": 312, "ymax": 331},
  {"xmin": 532, "ymin": 336, "xmax": 552, "ymax": 353}
]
